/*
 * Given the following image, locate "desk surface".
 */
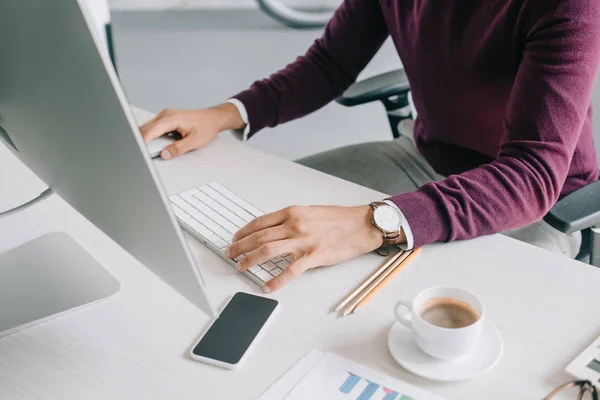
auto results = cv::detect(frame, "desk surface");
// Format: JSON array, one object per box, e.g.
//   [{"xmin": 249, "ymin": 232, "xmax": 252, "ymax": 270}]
[{"xmin": 1, "ymin": 107, "xmax": 599, "ymax": 400}]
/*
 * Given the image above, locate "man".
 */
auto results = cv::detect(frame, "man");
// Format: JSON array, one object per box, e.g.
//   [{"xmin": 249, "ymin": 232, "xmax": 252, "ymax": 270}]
[{"xmin": 141, "ymin": 1, "xmax": 600, "ymax": 294}]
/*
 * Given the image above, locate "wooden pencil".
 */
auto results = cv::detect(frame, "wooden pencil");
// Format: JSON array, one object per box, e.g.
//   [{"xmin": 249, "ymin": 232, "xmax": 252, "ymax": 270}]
[
  {"xmin": 340, "ymin": 250, "xmax": 413, "ymax": 317},
  {"xmin": 351, "ymin": 248, "xmax": 422, "ymax": 314},
  {"xmin": 333, "ymin": 250, "xmax": 405, "ymax": 313}
]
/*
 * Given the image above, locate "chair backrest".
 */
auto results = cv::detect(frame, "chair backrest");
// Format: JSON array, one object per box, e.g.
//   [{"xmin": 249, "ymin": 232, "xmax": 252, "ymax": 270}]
[{"xmin": 593, "ymin": 70, "xmax": 600, "ymax": 168}]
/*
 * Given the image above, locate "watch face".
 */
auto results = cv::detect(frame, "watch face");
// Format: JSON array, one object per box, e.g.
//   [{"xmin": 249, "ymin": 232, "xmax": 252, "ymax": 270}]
[{"xmin": 374, "ymin": 205, "xmax": 402, "ymax": 232}]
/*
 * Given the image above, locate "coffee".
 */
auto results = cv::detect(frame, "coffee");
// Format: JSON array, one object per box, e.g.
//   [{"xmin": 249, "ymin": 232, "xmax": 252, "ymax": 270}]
[{"xmin": 418, "ymin": 297, "xmax": 479, "ymax": 329}]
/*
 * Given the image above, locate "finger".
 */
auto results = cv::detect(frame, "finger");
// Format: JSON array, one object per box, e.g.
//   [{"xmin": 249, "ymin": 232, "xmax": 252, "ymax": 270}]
[
  {"xmin": 139, "ymin": 112, "xmax": 163, "ymax": 135},
  {"xmin": 233, "ymin": 209, "xmax": 289, "ymax": 242},
  {"xmin": 225, "ymin": 226, "xmax": 289, "ymax": 259},
  {"xmin": 139, "ymin": 115, "xmax": 178, "ymax": 144},
  {"xmin": 236, "ymin": 239, "xmax": 297, "ymax": 273},
  {"xmin": 263, "ymin": 256, "xmax": 313, "ymax": 293},
  {"xmin": 160, "ymin": 134, "xmax": 205, "ymax": 160}
]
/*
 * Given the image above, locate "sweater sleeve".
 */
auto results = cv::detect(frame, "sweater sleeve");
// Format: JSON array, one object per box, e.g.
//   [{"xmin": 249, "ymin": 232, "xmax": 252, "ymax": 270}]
[
  {"xmin": 388, "ymin": 0, "xmax": 600, "ymax": 248},
  {"xmin": 232, "ymin": 0, "xmax": 389, "ymax": 136}
]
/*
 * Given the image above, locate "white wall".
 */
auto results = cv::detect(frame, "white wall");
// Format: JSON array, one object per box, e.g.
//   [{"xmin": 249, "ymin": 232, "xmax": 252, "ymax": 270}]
[{"xmin": 109, "ymin": 0, "xmax": 340, "ymax": 11}]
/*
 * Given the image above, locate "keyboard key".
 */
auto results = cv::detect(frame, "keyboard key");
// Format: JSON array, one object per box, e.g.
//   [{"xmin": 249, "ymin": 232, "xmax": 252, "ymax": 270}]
[
  {"xmin": 233, "ymin": 198, "xmax": 256, "ymax": 214},
  {"xmin": 196, "ymin": 224, "xmax": 214, "ymax": 238},
  {"xmin": 196, "ymin": 216, "xmax": 221, "ymax": 232},
  {"xmin": 260, "ymin": 261, "xmax": 279, "ymax": 271},
  {"xmin": 270, "ymin": 268, "xmax": 283, "ymax": 277},
  {"xmin": 199, "ymin": 185, "xmax": 219, "ymax": 197},
  {"xmin": 275, "ymin": 259, "xmax": 291, "ymax": 269},
  {"xmin": 228, "ymin": 203, "xmax": 246, "ymax": 216},
  {"xmin": 189, "ymin": 221, "xmax": 203, "ymax": 231},
  {"xmin": 210, "ymin": 182, "xmax": 235, "ymax": 199},
  {"xmin": 170, "ymin": 196, "xmax": 188, "ymax": 209},
  {"xmin": 177, "ymin": 201, "xmax": 196, "ymax": 216},
  {"xmin": 213, "ymin": 193, "xmax": 237, "ymax": 209},
  {"xmin": 247, "ymin": 209, "xmax": 263, "ymax": 218},
  {"xmin": 214, "ymin": 239, "xmax": 228, "ymax": 249},
  {"xmin": 184, "ymin": 196, "xmax": 209, "ymax": 212},
  {"xmin": 213, "ymin": 203, "xmax": 228, "ymax": 215},
  {"xmin": 222, "ymin": 222, "xmax": 238, "ymax": 235},
  {"xmin": 180, "ymin": 188, "xmax": 201, "ymax": 198},
  {"xmin": 193, "ymin": 191, "xmax": 212, "ymax": 205},
  {"xmin": 205, "ymin": 234, "xmax": 221, "ymax": 245},
  {"xmin": 210, "ymin": 228, "xmax": 226, "ymax": 238},
  {"xmin": 199, "ymin": 205, "xmax": 217, "ymax": 219},
  {"xmin": 199, "ymin": 194, "xmax": 218, "ymax": 207},
  {"xmin": 240, "ymin": 212, "xmax": 255, "ymax": 223},
  {"xmin": 230, "ymin": 216, "xmax": 246, "ymax": 227},
  {"xmin": 253, "ymin": 269, "xmax": 273, "ymax": 283},
  {"xmin": 180, "ymin": 215, "xmax": 195, "ymax": 226},
  {"xmin": 201, "ymin": 186, "xmax": 231, "ymax": 208},
  {"xmin": 170, "ymin": 203, "xmax": 187, "ymax": 218},
  {"xmin": 201, "ymin": 209, "xmax": 229, "ymax": 227},
  {"xmin": 181, "ymin": 191, "xmax": 203, "ymax": 205},
  {"xmin": 284, "ymin": 255, "xmax": 295, "ymax": 263},
  {"xmin": 248, "ymin": 265, "xmax": 262, "ymax": 274},
  {"xmin": 222, "ymin": 209, "xmax": 238, "ymax": 222},
  {"xmin": 208, "ymin": 181, "xmax": 225, "ymax": 191}
]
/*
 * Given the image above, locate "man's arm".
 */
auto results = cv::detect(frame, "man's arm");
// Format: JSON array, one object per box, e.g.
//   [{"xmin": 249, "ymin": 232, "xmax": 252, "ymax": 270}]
[
  {"xmin": 388, "ymin": 0, "xmax": 600, "ymax": 248},
  {"xmin": 139, "ymin": 1, "xmax": 388, "ymax": 157},
  {"xmin": 233, "ymin": 0, "xmax": 389, "ymax": 137}
]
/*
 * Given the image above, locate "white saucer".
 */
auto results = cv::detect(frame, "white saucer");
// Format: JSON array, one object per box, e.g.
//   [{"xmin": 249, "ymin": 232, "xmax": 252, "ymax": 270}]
[{"xmin": 387, "ymin": 319, "xmax": 503, "ymax": 382}]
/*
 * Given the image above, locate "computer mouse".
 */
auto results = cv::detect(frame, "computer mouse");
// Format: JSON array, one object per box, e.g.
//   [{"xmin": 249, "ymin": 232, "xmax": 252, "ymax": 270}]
[{"xmin": 146, "ymin": 132, "xmax": 181, "ymax": 159}]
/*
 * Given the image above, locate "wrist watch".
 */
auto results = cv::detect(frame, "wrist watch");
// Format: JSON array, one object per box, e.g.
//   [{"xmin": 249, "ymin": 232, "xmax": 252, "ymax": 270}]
[{"xmin": 369, "ymin": 201, "xmax": 403, "ymax": 255}]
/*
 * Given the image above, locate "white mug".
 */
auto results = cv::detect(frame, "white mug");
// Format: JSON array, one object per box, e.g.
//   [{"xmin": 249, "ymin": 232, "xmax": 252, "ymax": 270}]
[{"xmin": 394, "ymin": 287, "xmax": 485, "ymax": 360}]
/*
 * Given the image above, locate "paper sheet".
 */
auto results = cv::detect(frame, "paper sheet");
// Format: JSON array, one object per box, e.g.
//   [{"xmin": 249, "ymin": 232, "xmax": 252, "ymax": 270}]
[
  {"xmin": 257, "ymin": 350, "xmax": 326, "ymax": 400},
  {"xmin": 259, "ymin": 351, "xmax": 445, "ymax": 400},
  {"xmin": 286, "ymin": 353, "xmax": 444, "ymax": 400}
]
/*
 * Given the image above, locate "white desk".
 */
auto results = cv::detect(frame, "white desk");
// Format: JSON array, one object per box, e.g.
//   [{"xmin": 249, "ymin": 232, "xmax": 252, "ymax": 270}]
[{"xmin": 1, "ymin": 107, "xmax": 599, "ymax": 400}]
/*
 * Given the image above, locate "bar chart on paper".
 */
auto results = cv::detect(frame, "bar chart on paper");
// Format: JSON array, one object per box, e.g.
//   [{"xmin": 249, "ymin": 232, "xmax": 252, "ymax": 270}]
[
  {"xmin": 339, "ymin": 372, "xmax": 413, "ymax": 400},
  {"xmin": 283, "ymin": 352, "xmax": 445, "ymax": 400}
]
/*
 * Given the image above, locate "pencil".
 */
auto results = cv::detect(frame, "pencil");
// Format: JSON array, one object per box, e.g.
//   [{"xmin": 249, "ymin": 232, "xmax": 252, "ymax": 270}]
[
  {"xmin": 352, "ymin": 248, "xmax": 422, "ymax": 314},
  {"xmin": 340, "ymin": 250, "xmax": 412, "ymax": 317},
  {"xmin": 333, "ymin": 250, "xmax": 405, "ymax": 313}
]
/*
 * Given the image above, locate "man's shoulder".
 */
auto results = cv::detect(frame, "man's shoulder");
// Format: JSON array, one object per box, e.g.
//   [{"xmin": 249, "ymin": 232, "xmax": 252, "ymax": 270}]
[
  {"xmin": 523, "ymin": 0, "xmax": 600, "ymax": 20},
  {"xmin": 520, "ymin": 0, "xmax": 600, "ymax": 34}
]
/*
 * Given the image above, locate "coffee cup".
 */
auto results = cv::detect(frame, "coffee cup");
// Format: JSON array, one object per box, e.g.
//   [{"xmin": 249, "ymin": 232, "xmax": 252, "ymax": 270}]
[{"xmin": 394, "ymin": 287, "xmax": 484, "ymax": 360}]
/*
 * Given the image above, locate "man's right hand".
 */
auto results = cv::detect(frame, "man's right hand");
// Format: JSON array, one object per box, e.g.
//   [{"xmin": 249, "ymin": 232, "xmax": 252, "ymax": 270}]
[{"xmin": 139, "ymin": 102, "xmax": 246, "ymax": 160}]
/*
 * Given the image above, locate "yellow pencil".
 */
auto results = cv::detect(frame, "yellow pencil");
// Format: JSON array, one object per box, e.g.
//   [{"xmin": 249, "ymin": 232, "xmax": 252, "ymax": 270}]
[
  {"xmin": 341, "ymin": 250, "xmax": 413, "ymax": 317},
  {"xmin": 333, "ymin": 250, "xmax": 404, "ymax": 312},
  {"xmin": 352, "ymin": 248, "xmax": 422, "ymax": 314}
]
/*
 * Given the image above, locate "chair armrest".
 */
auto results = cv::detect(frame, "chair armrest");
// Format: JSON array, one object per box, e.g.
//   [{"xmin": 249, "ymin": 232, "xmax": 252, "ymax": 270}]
[
  {"xmin": 543, "ymin": 179, "xmax": 600, "ymax": 233},
  {"xmin": 336, "ymin": 69, "xmax": 410, "ymax": 107}
]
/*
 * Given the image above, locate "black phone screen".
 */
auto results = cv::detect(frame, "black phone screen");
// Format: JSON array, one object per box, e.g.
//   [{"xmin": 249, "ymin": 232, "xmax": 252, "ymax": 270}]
[{"xmin": 192, "ymin": 292, "xmax": 278, "ymax": 365}]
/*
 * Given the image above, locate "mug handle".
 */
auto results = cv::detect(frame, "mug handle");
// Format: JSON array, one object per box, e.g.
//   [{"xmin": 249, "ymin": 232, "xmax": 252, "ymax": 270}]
[{"xmin": 394, "ymin": 300, "xmax": 413, "ymax": 330}]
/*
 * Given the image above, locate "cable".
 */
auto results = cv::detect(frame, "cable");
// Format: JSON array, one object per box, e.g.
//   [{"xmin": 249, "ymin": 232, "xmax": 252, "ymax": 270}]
[{"xmin": 0, "ymin": 188, "xmax": 54, "ymax": 219}]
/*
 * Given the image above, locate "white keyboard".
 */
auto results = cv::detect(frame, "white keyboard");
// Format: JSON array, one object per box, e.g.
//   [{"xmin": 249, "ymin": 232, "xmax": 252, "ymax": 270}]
[{"xmin": 169, "ymin": 181, "xmax": 292, "ymax": 286}]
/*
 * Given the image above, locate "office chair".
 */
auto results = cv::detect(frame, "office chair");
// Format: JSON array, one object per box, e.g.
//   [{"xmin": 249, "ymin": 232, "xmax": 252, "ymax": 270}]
[{"xmin": 336, "ymin": 69, "xmax": 600, "ymax": 267}]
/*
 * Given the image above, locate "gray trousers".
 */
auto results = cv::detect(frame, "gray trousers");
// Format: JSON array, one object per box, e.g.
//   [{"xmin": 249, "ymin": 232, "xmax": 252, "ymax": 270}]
[{"xmin": 297, "ymin": 135, "xmax": 582, "ymax": 258}]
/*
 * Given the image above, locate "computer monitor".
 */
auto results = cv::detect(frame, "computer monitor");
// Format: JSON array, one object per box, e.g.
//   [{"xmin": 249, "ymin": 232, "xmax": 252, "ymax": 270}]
[{"xmin": 0, "ymin": 0, "xmax": 215, "ymax": 334}]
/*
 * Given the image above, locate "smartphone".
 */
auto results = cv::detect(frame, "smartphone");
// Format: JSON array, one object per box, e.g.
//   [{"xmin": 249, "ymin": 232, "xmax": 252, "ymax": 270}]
[{"xmin": 190, "ymin": 292, "xmax": 279, "ymax": 369}]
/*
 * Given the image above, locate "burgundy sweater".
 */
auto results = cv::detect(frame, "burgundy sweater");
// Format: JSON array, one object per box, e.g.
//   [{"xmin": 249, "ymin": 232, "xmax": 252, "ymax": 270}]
[{"xmin": 234, "ymin": 0, "xmax": 600, "ymax": 248}]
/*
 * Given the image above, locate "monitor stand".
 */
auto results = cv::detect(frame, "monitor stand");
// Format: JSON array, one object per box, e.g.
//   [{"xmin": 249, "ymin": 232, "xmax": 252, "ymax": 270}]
[{"xmin": 0, "ymin": 232, "xmax": 120, "ymax": 338}]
